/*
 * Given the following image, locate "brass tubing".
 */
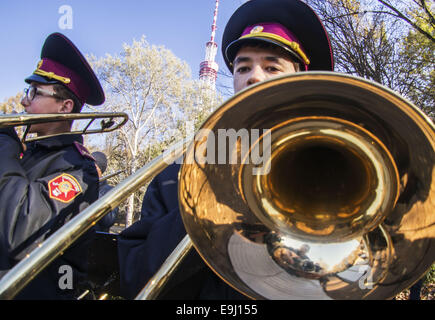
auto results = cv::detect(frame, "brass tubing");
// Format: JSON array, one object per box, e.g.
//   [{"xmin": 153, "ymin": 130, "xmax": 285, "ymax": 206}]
[
  {"xmin": 135, "ymin": 235, "xmax": 193, "ymax": 300},
  {"xmin": 0, "ymin": 112, "xmax": 129, "ymax": 142},
  {"xmin": 0, "ymin": 112, "xmax": 127, "ymax": 127}
]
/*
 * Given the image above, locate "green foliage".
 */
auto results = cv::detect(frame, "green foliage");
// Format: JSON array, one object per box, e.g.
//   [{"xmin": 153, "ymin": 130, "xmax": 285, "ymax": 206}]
[
  {"xmin": 424, "ymin": 263, "xmax": 435, "ymax": 285},
  {"xmin": 399, "ymin": 12, "xmax": 435, "ymax": 118},
  {"xmin": 305, "ymin": 0, "xmax": 434, "ymax": 118}
]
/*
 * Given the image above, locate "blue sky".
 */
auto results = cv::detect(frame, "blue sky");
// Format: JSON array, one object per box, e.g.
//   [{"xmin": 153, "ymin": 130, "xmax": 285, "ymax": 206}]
[{"xmin": 0, "ymin": 0, "xmax": 247, "ymax": 101}]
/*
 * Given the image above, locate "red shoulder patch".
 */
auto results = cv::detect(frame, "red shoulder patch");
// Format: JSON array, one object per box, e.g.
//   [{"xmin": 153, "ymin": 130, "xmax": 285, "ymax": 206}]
[{"xmin": 48, "ymin": 173, "xmax": 82, "ymax": 203}]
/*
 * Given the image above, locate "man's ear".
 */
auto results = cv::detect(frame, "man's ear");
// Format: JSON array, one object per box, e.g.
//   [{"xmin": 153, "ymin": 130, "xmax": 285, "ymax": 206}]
[{"xmin": 59, "ymin": 99, "xmax": 74, "ymax": 113}]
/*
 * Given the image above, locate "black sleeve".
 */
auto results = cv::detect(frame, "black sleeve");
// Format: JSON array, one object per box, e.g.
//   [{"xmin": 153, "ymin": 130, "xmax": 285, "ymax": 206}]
[
  {"xmin": 96, "ymin": 183, "xmax": 118, "ymax": 229},
  {"xmin": 117, "ymin": 166, "xmax": 186, "ymax": 299}
]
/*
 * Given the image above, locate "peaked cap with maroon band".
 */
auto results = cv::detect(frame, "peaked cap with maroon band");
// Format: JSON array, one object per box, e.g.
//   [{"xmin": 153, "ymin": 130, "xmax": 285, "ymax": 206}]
[
  {"xmin": 25, "ymin": 33, "xmax": 105, "ymax": 107},
  {"xmin": 222, "ymin": 0, "xmax": 334, "ymax": 73}
]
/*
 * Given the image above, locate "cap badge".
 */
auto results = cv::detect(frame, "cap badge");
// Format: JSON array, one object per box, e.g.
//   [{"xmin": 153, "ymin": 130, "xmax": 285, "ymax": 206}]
[
  {"xmin": 250, "ymin": 25, "xmax": 264, "ymax": 34},
  {"xmin": 33, "ymin": 59, "xmax": 71, "ymax": 84}
]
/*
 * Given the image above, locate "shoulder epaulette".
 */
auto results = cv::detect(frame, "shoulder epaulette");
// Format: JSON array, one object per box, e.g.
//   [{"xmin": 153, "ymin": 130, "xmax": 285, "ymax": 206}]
[{"xmin": 73, "ymin": 141, "xmax": 95, "ymax": 161}]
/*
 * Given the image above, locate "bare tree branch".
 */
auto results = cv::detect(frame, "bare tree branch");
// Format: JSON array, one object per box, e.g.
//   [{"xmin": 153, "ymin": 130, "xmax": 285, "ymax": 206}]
[{"xmin": 377, "ymin": 0, "xmax": 435, "ymax": 43}]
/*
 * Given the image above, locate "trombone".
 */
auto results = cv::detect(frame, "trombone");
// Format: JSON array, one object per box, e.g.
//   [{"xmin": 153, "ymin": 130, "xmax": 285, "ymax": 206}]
[
  {"xmin": 0, "ymin": 72, "xmax": 434, "ymax": 300},
  {"xmin": 0, "ymin": 112, "xmax": 129, "ymax": 142}
]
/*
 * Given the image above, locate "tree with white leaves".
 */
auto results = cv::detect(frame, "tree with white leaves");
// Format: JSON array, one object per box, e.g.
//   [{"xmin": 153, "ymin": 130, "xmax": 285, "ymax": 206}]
[
  {"xmin": 0, "ymin": 92, "xmax": 23, "ymax": 114},
  {"xmin": 88, "ymin": 36, "xmax": 221, "ymax": 226}
]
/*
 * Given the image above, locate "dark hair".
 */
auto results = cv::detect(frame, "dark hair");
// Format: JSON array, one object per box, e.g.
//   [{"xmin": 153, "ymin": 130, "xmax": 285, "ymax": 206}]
[
  {"xmin": 237, "ymin": 40, "xmax": 303, "ymax": 72},
  {"xmin": 52, "ymin": 83, "xmax": 83, "ymax": 113}
]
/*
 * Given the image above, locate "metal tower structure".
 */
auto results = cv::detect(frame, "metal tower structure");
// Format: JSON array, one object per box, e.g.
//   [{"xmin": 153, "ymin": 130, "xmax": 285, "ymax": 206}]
[{"xmin": 199, "ymin": 0, "xmax": 220, "ymax": 88}]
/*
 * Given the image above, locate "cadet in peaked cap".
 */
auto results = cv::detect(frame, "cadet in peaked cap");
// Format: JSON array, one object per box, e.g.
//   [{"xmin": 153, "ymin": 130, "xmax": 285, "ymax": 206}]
[
  {"xmin": 117, "ymin": 0, "xmax": 335, "ymax": 300},
  {"xmin": 222, "ymin": 0, "xmax": 334, "ymax": 73},
  {"xmin": 0, "ymin": 33, "xmax": 103, "ymax": 299},
  {"xmin": 25, "ymin": 32, "xmax": 105, "ymax": 108},
  {"xmin": 21, "ymin": 33, "xmax": 105, "ymax": 137}
]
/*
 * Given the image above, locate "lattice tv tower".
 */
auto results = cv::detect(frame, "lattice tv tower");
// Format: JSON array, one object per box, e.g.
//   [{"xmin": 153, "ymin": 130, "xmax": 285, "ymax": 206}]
[{"xmin": 199, "ymin": 0, "xmax": 220, "ymax": 89}]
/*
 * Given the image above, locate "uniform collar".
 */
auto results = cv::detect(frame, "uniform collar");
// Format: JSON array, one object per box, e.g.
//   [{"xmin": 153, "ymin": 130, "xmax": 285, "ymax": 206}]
[{"xmin": 27, "ymin": 134, "xmax": 83, "ymax": 149}]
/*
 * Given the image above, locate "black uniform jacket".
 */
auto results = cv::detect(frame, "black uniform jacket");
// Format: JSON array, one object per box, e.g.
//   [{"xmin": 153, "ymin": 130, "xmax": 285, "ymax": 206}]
[
  {"xmin": 118, "ymin": 163, "xmax": 247, "ymax": 300},
  {"xmin": 0, "ymin": 132, "xmax": 98, "ymax": 299},
  {"xmin": 95, "ymin": 181, "xmax": 118, "ymax": 232}
]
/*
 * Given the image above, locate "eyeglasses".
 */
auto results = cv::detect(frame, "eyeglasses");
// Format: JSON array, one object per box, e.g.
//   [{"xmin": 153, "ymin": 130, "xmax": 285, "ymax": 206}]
[{"xmin": 23, "ymin": 85, "xmax": 66, "ymax": 102}]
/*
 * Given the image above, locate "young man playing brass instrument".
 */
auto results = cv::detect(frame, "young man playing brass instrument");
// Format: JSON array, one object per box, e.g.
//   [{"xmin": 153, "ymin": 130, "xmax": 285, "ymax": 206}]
[
  {"xmin": 118, "ymin": 0, "xmax": 334, "ymax": 299},
  {"xmin": 0, "ymin": 33, "xmax": 105, "ymax": 299}
]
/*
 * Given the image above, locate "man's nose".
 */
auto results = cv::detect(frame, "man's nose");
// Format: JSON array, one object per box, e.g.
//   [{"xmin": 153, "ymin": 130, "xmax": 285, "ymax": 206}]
[
  {"xmin": 20, "ymin": 95, "xmax": 30, "ymax": 108},
  {"xmin": 246, "ymin": 65, "xmax": 266, "ymax": 86}
]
